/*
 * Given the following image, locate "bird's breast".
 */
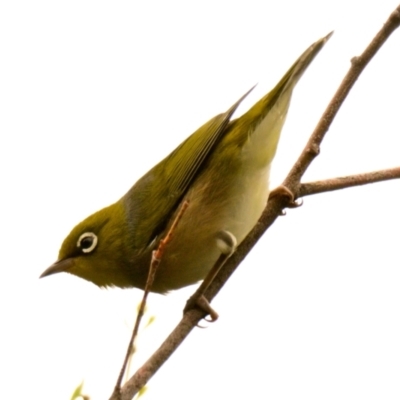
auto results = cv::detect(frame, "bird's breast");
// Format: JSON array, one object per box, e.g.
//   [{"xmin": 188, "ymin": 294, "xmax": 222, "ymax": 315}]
[{"xmin": 150, "ymin": 151, "xmax": 271, "ymax": 293}]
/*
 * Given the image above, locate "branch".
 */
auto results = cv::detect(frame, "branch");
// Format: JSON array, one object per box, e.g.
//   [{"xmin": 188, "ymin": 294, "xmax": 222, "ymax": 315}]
[
  {"xmin": 300, "ymin": 166, "xmax": 400, "ymax": 197},
  {"xmin": 117, "ymin": 5, "xmax": 400, "ymax": 399},
  {"xmin": 283, "ymin": 5, "xmax": 400, "ymax": 191}
]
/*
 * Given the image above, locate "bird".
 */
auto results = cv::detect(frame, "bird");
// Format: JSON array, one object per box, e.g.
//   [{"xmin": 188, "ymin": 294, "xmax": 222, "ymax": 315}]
[{"xmin": 41, "ymin": 33, "xmax": 331, "ymax": 296}]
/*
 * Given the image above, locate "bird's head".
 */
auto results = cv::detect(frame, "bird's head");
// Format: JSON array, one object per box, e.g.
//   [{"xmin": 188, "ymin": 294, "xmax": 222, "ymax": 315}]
[{"xmin": 40, "ymin": 202, "xmax": 132, "ymax": 288}]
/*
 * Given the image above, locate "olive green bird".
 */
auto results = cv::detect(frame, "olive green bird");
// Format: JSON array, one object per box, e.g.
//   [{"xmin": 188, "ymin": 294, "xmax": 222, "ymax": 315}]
[{"xmin": 41, "ymin": 33, "xmax": 331, "ymax": 293}]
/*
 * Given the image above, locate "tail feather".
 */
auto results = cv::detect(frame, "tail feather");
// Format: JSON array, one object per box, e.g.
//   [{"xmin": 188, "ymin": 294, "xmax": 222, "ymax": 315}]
[{"xmin": 227, "ymin": 32, "xmax": 332, "ymax": 163}]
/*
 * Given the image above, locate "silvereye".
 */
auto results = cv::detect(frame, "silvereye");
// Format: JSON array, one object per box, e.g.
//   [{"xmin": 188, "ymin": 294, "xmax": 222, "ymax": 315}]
[{"xmin": 41, "ymin": 34, "xmax": 331, "ymax": 293}]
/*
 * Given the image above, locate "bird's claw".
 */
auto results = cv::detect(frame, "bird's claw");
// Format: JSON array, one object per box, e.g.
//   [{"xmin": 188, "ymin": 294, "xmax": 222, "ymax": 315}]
[
  {"xmin": 269, "ymin": 185, "xmax": 301, "ymax": 209},
  {"xmin": 184, "ymin": 294, "xmax": 219, "ymax": 322}
]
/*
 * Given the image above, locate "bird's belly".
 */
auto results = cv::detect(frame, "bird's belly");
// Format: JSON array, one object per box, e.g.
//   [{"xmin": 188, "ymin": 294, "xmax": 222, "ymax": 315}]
[{"xmin": 151, "ymin": 164, "xmax": 270, "ymax": 292}]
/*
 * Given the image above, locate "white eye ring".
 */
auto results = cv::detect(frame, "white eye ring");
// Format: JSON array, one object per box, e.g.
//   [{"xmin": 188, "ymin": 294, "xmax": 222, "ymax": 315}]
[{"xmin": 77, "ymin": 232, "xmax": 98, "ymax": 254}]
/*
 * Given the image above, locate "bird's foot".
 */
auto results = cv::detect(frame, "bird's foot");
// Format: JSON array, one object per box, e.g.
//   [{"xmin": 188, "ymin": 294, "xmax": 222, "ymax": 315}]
[
  {"xmin": 183, "ymin": 230, "xmax": 237, "ymax": 323},
  {"xmin": 184, "ymin": 294, "xmax": 219, "ymax": 322},
  {"xmin": 269, "ymin": 185, "xmax": 301, "ymax": 209}
]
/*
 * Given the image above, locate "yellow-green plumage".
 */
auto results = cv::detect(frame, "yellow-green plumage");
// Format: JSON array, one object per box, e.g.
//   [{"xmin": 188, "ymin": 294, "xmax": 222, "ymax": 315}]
[{"xmin": 41, "ymin": 34, "xmax": 331, "ymax": 293}]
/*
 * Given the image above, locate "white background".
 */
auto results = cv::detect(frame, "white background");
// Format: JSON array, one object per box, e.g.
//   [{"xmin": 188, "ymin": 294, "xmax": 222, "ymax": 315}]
[{"xmin": 1, "ymin": 1, "xmax": 400, "ymax": 399}]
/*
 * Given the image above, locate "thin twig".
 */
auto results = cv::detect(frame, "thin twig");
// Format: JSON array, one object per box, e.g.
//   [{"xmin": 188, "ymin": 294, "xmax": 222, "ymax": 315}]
[
  {"xmin": 120, "ymin": 309, "xmax": 203, "ymax": 400},
  {"xmin": 110, "ymin": 201, "xmax": 190, "ymax": 400}
]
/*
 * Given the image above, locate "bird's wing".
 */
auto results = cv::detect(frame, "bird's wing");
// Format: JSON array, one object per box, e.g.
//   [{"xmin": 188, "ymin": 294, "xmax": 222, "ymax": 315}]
[
  {"xmin": 164, "ymin": 85, "xmax": 255, "ymax": 194},
  {"xmin": 123, "ymin": 86, "xmax": 255, "ymax": 249}
]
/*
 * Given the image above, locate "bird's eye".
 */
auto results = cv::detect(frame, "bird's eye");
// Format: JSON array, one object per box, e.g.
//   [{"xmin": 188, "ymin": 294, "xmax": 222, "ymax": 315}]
[{"xmin": 77, "ymin": 232, "xmax": 98, "ymax": 254}]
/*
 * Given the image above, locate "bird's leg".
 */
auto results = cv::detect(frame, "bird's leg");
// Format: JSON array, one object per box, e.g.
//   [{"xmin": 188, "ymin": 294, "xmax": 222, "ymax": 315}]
[
  {"xmin": 184, "ymin": 230, "xmax": 237, "ymax": 322},
  {"xmin": 268, "ymin": 185, "xmax": 301, "ymax": 209}
]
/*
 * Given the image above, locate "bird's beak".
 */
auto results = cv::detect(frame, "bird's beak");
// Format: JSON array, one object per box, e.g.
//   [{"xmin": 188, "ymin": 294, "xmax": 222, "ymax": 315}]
[{"xmin": 40, "ymin": 258, "xmax": 74, "ymax": 279}]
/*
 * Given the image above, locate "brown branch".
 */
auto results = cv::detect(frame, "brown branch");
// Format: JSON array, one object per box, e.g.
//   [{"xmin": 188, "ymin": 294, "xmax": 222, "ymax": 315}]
[
  {"xmin": 300, "ymin": 166, "xmax": 400, "ymax": 197},
  {"xmin": 283, "ymin": 5, "xmax": 400, "ymax": 193},
  {"xmin": 116, "ymin": 5, "xmax": 400, "ymax": 400}
]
